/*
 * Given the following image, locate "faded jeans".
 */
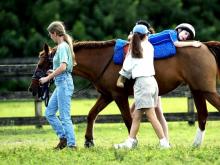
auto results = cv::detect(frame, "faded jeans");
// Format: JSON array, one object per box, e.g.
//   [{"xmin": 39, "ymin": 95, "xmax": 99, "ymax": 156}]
[{"xmin": 45, "ymin": 72, "xmax": 75, "ymax": 146}]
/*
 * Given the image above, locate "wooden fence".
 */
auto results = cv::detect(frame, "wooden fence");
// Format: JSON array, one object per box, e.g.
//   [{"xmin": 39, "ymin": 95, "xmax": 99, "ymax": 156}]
[{"xmin": 0, "ymin": 64, "xmax": 220, "ymax": 127}]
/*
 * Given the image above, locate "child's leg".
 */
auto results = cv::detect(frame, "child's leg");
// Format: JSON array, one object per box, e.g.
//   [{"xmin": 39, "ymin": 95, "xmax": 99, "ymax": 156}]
[
  {"xmin": 129, "ymin": 109, "xmax": 143, "ymax": 139},
  {"xmin": 130, "ymin": 102, "xmax": 135, "ymax": 118},
  {"xmin": 113, "ymin": 109, "xmax": 141, "ymax": 149},
  {"xmin": 116, "ymin": 75, "xmax": 126, "ymax": 88},
  {"xmin": 145, "ymin": 107, "xmax": 165, "ymax": 139},
  {"xmin": 155, "ymin": 97, "xmax": 169, "ymax": 141},
  {"xmin": 145, "ymin": 107, "xmax": 170, "ymax": 148}
]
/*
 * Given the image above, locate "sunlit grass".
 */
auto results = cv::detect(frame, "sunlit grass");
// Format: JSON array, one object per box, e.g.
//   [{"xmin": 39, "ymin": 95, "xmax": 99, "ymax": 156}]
[
  {"xmin": 0, "ymin": 122, "xmax": 220, "ymax": 164},
  {"xmin": 0, "ymin": 97, "xmax": 218, "ymax": 117}
]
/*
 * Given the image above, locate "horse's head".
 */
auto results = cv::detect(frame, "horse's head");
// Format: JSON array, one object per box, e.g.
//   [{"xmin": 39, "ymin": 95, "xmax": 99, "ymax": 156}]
[{"xmin": 28, "ymin": 43, "xmax": 55, "ymax": 97}]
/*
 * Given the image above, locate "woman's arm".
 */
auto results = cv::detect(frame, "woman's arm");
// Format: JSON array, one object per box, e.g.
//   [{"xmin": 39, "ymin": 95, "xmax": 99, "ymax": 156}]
[
  {"xmin": 39, "ymin": 62, "xmax": 67, "ymax": 84},
  {"xmin": 174, "ymin": 40, "xmax": 202, "ymax": 48}
]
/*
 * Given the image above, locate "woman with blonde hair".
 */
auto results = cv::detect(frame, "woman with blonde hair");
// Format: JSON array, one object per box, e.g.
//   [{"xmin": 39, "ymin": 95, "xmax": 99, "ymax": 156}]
[{"xmin": 39, "ymin": 21, "xmax": 76, "ymax": 149}]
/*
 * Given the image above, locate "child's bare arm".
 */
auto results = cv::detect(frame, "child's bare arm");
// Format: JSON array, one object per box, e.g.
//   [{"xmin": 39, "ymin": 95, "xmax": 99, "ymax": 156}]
[{"xmin": 174, "ymin": 40, "xmax": 202, "ymax": 48}]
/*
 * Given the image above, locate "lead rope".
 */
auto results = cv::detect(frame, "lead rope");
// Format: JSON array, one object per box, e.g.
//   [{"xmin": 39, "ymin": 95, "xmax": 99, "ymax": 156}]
[
  {"xmin": 40, "ymin": 79, "xmax": 53, "ymax": 107},
  {"xmin": 73, "ymin": 53, "xmax": 113, "ymax": 97}
]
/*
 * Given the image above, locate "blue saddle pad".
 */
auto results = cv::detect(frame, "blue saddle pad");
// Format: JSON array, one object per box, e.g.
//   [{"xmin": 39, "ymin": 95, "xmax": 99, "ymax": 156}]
[
  {"xmin": 113, "ymin": 32, "xmax": 176, "ymax": 65},
  {"xmin": 113, "ymin": 39, "xmax": 128, "ymax": 65}
]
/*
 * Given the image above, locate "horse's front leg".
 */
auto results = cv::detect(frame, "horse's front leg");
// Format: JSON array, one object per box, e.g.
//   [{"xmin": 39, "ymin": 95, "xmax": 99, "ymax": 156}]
[
  {"xmin": 191, "ymin": 90, "xmax": 208, "ymax": 147},
  {"xmin": 114, "ymin": 94, "xmax": 132, "ymax": 133},
  {"xmin": 84, "ymin": 94, "xmax": 112, "ymax": 148}
]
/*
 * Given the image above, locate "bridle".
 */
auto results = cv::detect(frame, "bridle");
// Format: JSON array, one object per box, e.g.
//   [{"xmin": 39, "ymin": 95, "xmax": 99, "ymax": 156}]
[{"xmin": 32, "ymin": 52, "xmax": 54, "ymax": 106}]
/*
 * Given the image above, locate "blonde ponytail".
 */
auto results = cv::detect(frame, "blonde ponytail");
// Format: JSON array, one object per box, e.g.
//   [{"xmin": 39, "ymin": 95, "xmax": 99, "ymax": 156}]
[{"xmin": 64, "ymin": 33, "xmax": 77, "ymax": 66}]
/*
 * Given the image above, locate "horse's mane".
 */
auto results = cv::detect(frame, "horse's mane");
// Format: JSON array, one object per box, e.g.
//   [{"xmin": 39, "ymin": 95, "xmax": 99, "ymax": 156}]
[
  {"xmin": 203, "ymin": 41, "xmax": 220, "ymax": 48},
  {"xmin": 203, "ymin": 41, "xmax": 220, "ymax": 69},
  {"xmin": 73, "ymin": 39, "xmax": 116, "ymax": 52}
]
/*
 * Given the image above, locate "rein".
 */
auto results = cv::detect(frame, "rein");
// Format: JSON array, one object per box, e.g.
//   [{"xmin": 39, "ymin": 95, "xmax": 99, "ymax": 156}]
[
  {"xmin": 32, "ymin": 55, "xmax": 54, "ymax": 107},
  {"xmin": 40, "ymin": 80, "xmax": 53, "ymax": 106},
  {"xmin": 73, "ymin": 53, "xmax": 113, "ymax": 96}
]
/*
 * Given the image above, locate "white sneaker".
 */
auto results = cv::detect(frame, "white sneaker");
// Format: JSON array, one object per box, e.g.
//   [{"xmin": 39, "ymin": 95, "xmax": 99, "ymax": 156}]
[
  {"xmin": 160, "ymin": 143, "xmax": 171, "ymax": 149},
  {"xmin": 159, "ymin": 138, "xmax": 171, "ymax": 149},
  {"xmin": 114, "ymin": 138, "xmax": 138, "ymax": 149}
]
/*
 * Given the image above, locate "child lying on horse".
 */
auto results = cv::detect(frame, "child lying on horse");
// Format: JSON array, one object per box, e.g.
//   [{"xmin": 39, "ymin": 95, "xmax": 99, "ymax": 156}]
[{"xmin": 117, "ymin": 23, "xmax": 201, "ymax": 88}]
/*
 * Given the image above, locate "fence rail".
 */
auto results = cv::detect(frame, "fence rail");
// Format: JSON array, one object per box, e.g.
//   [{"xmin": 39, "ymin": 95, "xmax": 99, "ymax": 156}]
[
  {"xmin": 0, "ymin": 64, "xmax": 35, "ymax": 76},
  {"xmin": 0, "ymin": 64, "xmax": 220, "ymax": 127},
  {"xmin": 0, "ymin": 112, "xmax": 220, "ymax": 126}
]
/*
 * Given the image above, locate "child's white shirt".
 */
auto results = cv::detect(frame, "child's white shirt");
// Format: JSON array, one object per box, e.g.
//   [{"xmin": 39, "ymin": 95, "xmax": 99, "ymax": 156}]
[{"xmin": 119, "ymin": 38, "xmax": 155, "ymax": 79}]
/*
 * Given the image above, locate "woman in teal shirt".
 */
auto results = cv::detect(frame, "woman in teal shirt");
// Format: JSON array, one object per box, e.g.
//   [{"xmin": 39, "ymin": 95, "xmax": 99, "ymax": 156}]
[{"xmin": 39, "ymin": 21, "xmax": 76, "ymax": 149}]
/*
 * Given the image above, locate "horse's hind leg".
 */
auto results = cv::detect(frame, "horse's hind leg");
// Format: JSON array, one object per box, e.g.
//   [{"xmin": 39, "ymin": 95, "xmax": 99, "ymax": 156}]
[
  {"xmin": 84, "ymin": 94, "xmax": 112, "ymax": 148},
  {"xmin": 191, "ymin": 90, "xmax": 208, "ymax": 147}
]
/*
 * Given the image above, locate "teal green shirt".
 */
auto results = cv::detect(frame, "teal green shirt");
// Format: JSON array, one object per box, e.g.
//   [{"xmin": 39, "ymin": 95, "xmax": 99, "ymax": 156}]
[{"xmin": 53, "ymin": 42, "xmax": 73, "ymax": 73}]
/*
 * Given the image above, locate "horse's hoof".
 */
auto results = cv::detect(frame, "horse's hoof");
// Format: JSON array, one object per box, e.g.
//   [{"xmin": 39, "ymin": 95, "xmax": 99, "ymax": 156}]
[{"xmin": 84, "ymin": 140, "xmax": 94, "ymax": 148}]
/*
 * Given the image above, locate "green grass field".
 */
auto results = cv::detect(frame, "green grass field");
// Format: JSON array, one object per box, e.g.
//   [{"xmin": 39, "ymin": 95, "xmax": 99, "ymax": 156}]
[
  {"xmin": 0, "ymin": 122, "xmax": 220, "ymax": 165},
  {"xmin": 0, "ymin": 97, "xmax": 218, "ymax": 117},
  {"xmin": 0, "ymin": 98, "xmax": 220, "ymax": 164}
]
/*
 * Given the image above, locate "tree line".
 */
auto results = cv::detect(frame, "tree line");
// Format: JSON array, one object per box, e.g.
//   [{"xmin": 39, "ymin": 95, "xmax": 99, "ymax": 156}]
[
  {"xmin": 1, "ymin": 0, "xmax": 220, "ymax": 59},
  {"xmin": 0, "ymin": 0, "xmax": 220, "ymax": 92}
]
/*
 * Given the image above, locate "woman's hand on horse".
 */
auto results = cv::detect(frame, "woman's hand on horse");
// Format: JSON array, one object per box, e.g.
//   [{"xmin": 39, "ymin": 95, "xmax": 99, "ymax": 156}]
[{"xmin": 39, "ymin": 76, "xmax": 49, "ymax": 84}]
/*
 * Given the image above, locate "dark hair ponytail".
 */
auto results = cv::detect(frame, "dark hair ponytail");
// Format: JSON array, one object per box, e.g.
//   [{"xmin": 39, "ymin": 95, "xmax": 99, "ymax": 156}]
[{"xmin": 131, "ymin": 33, "xmax": 145, "ymax": 58}]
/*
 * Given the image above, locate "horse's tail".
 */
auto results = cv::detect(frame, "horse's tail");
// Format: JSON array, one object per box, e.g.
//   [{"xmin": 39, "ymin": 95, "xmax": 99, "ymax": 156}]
[{"xmin": 203, "ymin": 41, "xmax": 220, "ymax": 71}]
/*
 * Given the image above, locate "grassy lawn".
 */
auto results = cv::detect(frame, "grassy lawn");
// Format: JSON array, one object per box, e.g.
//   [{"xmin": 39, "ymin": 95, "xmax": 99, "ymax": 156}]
[
  {"xmin": 0, "ymin": 122, "xmax": 220, "ymax": 165},
  {"xmin": 0, "ymin": 97, "xmax": 218, "ymax": 117},
  {"xmin": 0, "ymin": 98, "xmax": 220, "ymax": 164}
]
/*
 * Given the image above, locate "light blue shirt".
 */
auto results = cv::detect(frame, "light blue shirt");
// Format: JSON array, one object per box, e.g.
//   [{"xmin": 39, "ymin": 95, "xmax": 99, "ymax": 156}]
[{"xmin": 53, "ymin": 42, "xmax": 73, "ymax": 73}]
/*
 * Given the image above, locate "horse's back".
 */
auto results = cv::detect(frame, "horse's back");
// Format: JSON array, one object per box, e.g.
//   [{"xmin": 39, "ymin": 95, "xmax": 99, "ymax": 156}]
[{"xmin": 155, "ymin": 44, "xmax": 218, "ymax": 94}]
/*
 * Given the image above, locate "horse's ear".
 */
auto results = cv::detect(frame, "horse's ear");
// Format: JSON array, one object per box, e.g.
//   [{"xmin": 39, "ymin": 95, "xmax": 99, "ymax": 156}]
[{"xmin": 44, "ymin": 43, "xmax": 49, "ymax": 54}]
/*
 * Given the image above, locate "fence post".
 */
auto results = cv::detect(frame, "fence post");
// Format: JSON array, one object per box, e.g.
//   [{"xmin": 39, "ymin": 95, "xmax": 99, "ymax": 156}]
[
  {"xmin": 34, "ymin": 98, "xmax": 43, "ymax": 128},
  {"xmin": 187, "ymin": 92, "xmax": 195, "ymax": 125}
]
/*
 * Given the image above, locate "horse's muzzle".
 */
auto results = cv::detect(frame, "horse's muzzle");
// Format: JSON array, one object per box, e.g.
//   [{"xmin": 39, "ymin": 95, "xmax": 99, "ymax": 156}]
[{"xmin": 28, "ymin": 79, "xmax": 40, "ymax": 97}]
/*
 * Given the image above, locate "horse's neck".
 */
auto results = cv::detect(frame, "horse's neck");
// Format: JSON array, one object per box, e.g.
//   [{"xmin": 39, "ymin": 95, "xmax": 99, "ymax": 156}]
[{"xmin": 73, "ymin": 47, "xmax": 114, "ymax": 80}]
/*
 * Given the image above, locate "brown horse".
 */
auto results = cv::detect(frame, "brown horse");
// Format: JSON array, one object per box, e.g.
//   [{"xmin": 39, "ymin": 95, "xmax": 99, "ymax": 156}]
[{"xmin": 29, "ymin": 40, "xmax": 220, "ymax": 147}]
